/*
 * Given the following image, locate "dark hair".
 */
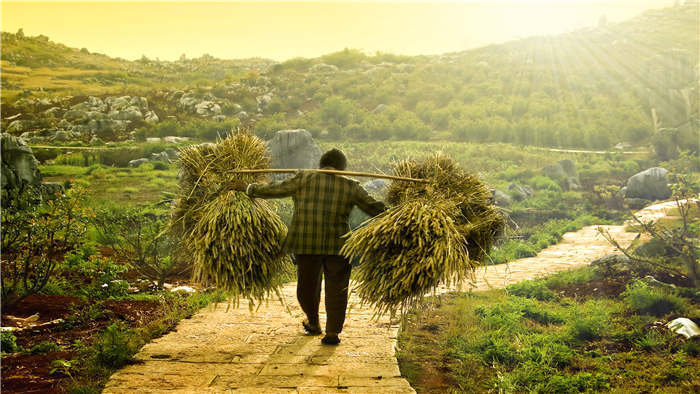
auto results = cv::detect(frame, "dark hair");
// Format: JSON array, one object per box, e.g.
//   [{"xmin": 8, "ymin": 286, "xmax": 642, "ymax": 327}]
[{"xmin": 319, "ymin": 148, "xmax": 347, "ymax": 170}]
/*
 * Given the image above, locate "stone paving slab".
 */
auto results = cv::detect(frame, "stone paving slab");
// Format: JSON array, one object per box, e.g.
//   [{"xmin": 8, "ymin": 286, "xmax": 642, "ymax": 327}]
[{"xmin": 103, "ymin": 201, "xmax": 680, "ymax": 393}]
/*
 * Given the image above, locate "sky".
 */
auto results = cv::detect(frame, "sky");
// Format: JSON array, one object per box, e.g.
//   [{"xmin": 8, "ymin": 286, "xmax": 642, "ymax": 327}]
[{"xmin": 1, "ymin": 1, "xmax": 676, "ymax": 61}]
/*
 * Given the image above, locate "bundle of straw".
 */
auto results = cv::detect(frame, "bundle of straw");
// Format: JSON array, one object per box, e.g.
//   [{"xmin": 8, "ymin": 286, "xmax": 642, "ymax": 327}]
[
  {"xmin": 341, "ymin": 153, "xmax": 505, "ymax": 315},
  {"xmin": 170, "ymin": 132, "xmax": 292, "ymax": 305}
]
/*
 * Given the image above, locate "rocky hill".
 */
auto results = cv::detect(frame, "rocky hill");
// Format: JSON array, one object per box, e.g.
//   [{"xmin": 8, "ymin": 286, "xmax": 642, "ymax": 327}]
[{"xmin": 1, "ymin": 3, "xmax": 697, "ymax": 151}]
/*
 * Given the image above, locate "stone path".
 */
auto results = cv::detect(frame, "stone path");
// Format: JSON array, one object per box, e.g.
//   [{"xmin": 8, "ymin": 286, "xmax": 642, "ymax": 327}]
[{"xmin": 103, "ymin": 201, "xmax": 683, "ymax": 393}]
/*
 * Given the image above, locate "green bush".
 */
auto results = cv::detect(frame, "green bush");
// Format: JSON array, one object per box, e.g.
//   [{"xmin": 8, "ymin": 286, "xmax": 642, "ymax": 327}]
[
  {"xmin": 507, "ymin": 280, "xmax": 557, "ymax": 301},
  {"xmin": 622, "ymin": 280, "xmax": 688, "ymax": 316},
  {"xmin": 544, "ymin": 372, "xmax": 610, "ymax": 393},
  {"xmin": 633, "ymin": 329, "xmax": 670, "ymax": 351},
  {"xmin": 1, "ymin": 331, "xmax": 20, "ymax": 353},
  {"xmin": 30, "ymin": 341, "xmax": 62, "ymax": 354},
  {"xmin": 529, "ymin": 176, "xmax": 562, "ymax": 192},
  {"xmin": 472, "ymin": 332, "xmax": 522, "ymax": 366},
  {"xmin": 96, "ymin": 323, "xmax": 143, "ymax": 368},
  {"xmin": 566, "ymin": 300, "xmax": 613, "ymax": 342}
]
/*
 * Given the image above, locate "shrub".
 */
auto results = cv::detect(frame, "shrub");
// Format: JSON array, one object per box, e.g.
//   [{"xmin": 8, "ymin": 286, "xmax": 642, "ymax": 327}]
[
  {"xmin": 1, "ymin": 332, "xmax": 20, "ymax": 353},
  {"xmin": 633, "ymin": 329, "xmax": 670, "ymax": 351},
  {"xmin": 622, "ymin": 280, "xmax": 688, "ymax": 316},
  {"xmin": 566, "ymin": 300, "xmax": 613, "ymax": 342},
  {"xmin": 95, "ymin": 323, "xmax": 143, "ymax": 368},
  {"xmin": 472, "ymin": 332, "xmax": 522, "ymax": 366},
  {"xmin": 529, "ymin": 176, "xmax": 561, "ymax": 192},
  {"xmin": 507, "ymin": 280, "xmax": 557, "ymax": 301},
  {"xmin": 544, "ymin": 372, "xmax": 610, "ymax": 393},
  {"xmin": 30, "ymin": 341, "xmax": 62, "ymax": 354}
]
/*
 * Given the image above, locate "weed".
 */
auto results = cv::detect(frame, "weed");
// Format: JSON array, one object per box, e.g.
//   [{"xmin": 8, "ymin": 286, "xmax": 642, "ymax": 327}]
[
  {"xmin": 622, "ymin": 280, "xmax": 688, "ymax": 316},
  {"xmin": 566, "ymin": 300, "xmax": 613, "ymax": 343},
  {"xmin": 64, "ymin": 301, "xmax": 109, "ymax": 329},
  {"xmin": 95, "ymin": 323, "xmax": 143, "ymax": 368},
  {"xmin": 633, "ymin": 329, "xmax": 670, "ymax": 351},
  {"xmin": 507, "ymin": 280, "xmax": 557, "ymax": 301},
  {"xmin": 1, "ymin": 331, "xmax": 20, "ymax": 353},
  {"xmin": 50, "ymin": 359, "xmax": 76, "ymax": 378},
  {"xmin": 29, "ymin": 341, "xmax": 62, "ymax": 354}
]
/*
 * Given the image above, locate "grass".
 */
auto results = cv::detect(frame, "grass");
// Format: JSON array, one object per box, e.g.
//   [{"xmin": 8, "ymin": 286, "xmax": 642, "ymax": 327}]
[{"xmin": 398, "ymin": 266, "xmax": 700, "ymax": 393}]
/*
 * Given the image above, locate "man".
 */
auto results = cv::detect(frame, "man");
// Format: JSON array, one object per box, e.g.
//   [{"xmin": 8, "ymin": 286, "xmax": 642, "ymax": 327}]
[{"xmin": 244, "ymin": 148, "xmax": 385, "ymax": 345}]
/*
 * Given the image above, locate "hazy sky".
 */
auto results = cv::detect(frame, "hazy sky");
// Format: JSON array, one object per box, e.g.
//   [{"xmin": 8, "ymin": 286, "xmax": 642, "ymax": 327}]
[{"xmin": 1, "ymin": 1, "xmax": 675, "ymax": 61}]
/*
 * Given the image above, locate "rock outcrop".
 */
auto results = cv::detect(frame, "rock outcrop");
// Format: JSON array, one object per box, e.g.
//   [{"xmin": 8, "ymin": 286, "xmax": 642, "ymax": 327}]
[
  {"xmin": 1, "ymin": 134, "xmax": 42, "ymax": 190},
  {"xmin": 266, "ymin": 129, "xmax": 322, "ymax": 172},
  {"xmin": 624, "ymin": 167, "xmax": 671, "ymax": 201},
  {"xmin": 541, "ymin": 159, "xmax": 581, "ymax": 191}
]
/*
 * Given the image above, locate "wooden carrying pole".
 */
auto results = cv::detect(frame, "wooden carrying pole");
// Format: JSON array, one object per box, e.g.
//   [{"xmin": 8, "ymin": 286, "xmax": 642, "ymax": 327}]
[{"xmin": 232, "ymin": 168, "xmax": 429, "ymax": 183}]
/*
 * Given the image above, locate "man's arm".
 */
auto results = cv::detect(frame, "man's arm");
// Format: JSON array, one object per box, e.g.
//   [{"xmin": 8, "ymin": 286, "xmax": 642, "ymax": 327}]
[
  {"xmin": 353, "ymin": 184, "xmax": 386, "ymax": 217},
  {"xmin": 247, "ymin": 172, "xmax": 302, "ymax": 199}
]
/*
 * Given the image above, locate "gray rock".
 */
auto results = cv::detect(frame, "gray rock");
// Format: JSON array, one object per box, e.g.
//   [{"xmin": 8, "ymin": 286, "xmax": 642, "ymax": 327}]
[
  {"xmin": 106, "ymin": 96, "xmax": 131, "ymax": 111},
  {"xmin": 363, "ymin": 179, "xmax": 389, "ymax": 195},
  {"xmin": 85, "ymin": 111, "xmax": 107, "ymax": 121},
  {"xmin": 0, "ymin": 135, "xmax": 41, "ymax": 189},
  {"xmin": 52, "ymin": 130, "xmax": 75, "ymax": 142},
  {"xmin": 63, "ymin": 109, "xmax": 86, "ymax": 121},
  {"xmin": 164, "ymin": 148, "xmax": 179, "ymax": 160},
  {"xmin": 508, "ymin": 183, "xmax": 533, "ymax": 201},
  {"xmin": 590, "ymin": 254, "xmax": 633, "ymax": 274},
  {"xmin": 625, "ymin": 167, "xmax": 671, "ymax": 201},
  {"xmin": 194, "ymin": 101, "xmax": 221, "ymax": 116},
  {"xmin": 625, "ymin": 197, "xmax": 652, "ymax": 210},
  {"xmin": 109, "ymin": 106, "xmax": 142, "ymax": 121},
  {"xmin": 89, "ymin": 136, "xmax": 105, "ymax": 146},
  {"xmin": 541, "ymin": 159, "xmax": 580, "ymax": 190},
  {"xmin": 236, "ymin": 111, "xmax": 249, "ymax": 120},
  {"xmin": 7, "ymin": 120, "xmax": 32, "ymax": 134},
  {"xmin": 149, "ymin": 152, "xmax": 170, "ymax": 162},
  {"xmin": 58, "ymin": 119, "xmax": 72, "ymax": 129},
  {"xmin": 72, "ymin": 96, "xmax": 106, "ymax": 112},
  {"xmin": 144, "ymin": 110, "xmax": 159, "ymax": 124},
  {"xmin": 128, "ymin": 158, "xmax": 149, "ymax": 168},
  {"xmin": 212, "ymin": 115, "xmax": 227, "ymax": 122},
  {"xmin": 493, "ymin": 189, "xmax": 512, "ymax": 207},
  {"xmin": 163, "ymin": 136, "xmax": 188, "ymax": 144},
  {"xmin": 266, "ymin": 129, "xmax": 322, "ymax": 174},
  {"xmin": 44, "ymin": 107, "xmax": 62, "ymax": 118}
]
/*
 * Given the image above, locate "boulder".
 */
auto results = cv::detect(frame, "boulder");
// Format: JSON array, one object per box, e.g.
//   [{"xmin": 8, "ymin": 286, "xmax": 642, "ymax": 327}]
[
  {"xmin": 72, "ymin": 96, "xmax": 106, "ymax": 113},
  {"xmin": 266, "ymin": 129, "xmax": 322, "ymax": 172},
  {"xmin": 541, "ymin": 159, "xmax": 580, "ymax": 191},
  {"xmin": 149, "ymin": 152, "xmax": 170, "ymax": 162},
  {"xmin": 493, "ymin": 189, "xmax": 512, "ymax": 207},
  {"xmin": 52, "ymin": 130, "xmax": 75, "ymax": 142},
  {"xmin": 590, "ymin": 254, "xmax": 633, "ymax": 274},
  {"xmin": 0, "ymin": 135, "xmax": 41, "ymax": 189},
  {"xmin": 163, "ymin": 136, "xmax": 188, "ymax": 144},
  {"xmin": 363, "ymin": 179, "xmax": 389, "ymax": 195},
  {"xmin": 63, "ymin": 109, "xmax": 86, "ymax": 121},
  {"xmin": 624, "ymin": 167, "xmax": 671, "ymax": 201},
  {"xmin": 508, "ymin": 183, "xmax": 533, "ymax": 201},
  {"xmin": 666, "ymin": 318, "xmax": 700, "ymax": 339},
  {"xmin": 128, "ymin": 158, "xmax": 149, "ymax": 168},
  {"xmin": 44, "ymin": 107, "xmax": 62, "ymax": 118},
  {"xmin": 236, "ymin": 111, "xmax": 249, "ymax": 120},
  {"xmin": 144, "ymin": 110, "xmax": 159, "ymax": 124},
  {"xmin": 106, "ymin": 96, "xmax": 131, "ymax": 112},
  {"xmin": 87, "ymin": 119, "xmax": 126, "ymax": 139},
  {"xmin": 58, "ymin": 119, "xmax": 72, "ymax": 129},
  {"xmin": 164, "ymin": 148, "xmax": 179, "ymax": 160},
  {"xmin": 212, "ymin": 115, "xmax": 227, "ymax": 122},
  {"xmin": 109, "ymin": 106, "xmax": 142, "ymax": 121},
  {"xmin": 194, "ymin": 101, "xmax": 221, "ymax": 117},
  {"xmin": 625, "ymin": 197, "xmax": 652, "ymax": 210},
  {"xmin": 7, "ymin": 120, "xmax": 32, "ymax": 134},
  {"xmin": 89, "ymin": 136, "xmax": 105, "ymax": 146}
]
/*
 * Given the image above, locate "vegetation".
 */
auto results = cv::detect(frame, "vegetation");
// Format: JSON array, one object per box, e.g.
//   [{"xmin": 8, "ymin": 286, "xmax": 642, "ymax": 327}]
[{"xmin": 398, "ymin": 266, "xmax": 699, "ymax": 393}]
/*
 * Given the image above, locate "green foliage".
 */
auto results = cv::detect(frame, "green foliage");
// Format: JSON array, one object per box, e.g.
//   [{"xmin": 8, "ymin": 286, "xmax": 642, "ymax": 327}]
[
  {"xmin": 507, "ymin": 280, "xmax": 557, "ymax": 301},
  {"xmin": 622, "ymin": 280, "xmax": 688, "ymax": 316},
  {"xmin": 633, "ymin": 329, "xmax": 670, "ymax": 351},
  {"xmin": 565, "ymin": 300, "xmax": 614, "ymax": 343},
  {"xmin": 1, "ymin": 331, "xmax": 20, "ymax": 353},
  {"xmin": 64, "ymin": 302, "xmax": 109, "ymax": 329},
  {"xmin": 1, "ymin": 187, "xmax": 91, "ymax": 307},
  {"xmin": 49, "ymin": 359, "xmax": 76, "ymax": 378},
  {"xmin": 30, "ymin": 341, "xmax": 62, "ymax": 354},
  {"xmin": 95, "ymin": 323, "xmax": 143, "ymax": 368}
]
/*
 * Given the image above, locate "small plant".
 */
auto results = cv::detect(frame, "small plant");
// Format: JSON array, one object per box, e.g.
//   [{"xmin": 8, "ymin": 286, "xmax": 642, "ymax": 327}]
[
  {"xmin": 49, "ymin": 359, "xmax": 76, "ymax": 378},
  {"xmin": 1, "ymin": 331, "xmax": 20, "ymax": 353},
  {"xmin": 29, "ymin": 341, "xmax": 62, "ymax": 354},
  {"xmin": 632, "ymin": 329, "xmax": 669, "ymax": 351},
  {"xmin": 622, "ymin": 280, "xmax": 687, "ymax": 316},
  {"xmin": 566, "ymin": 300, "xmax": 612, "ymax": 343},
  {"xmin": 95, "ymin": 323, "xmax": 143, "ymax": 368},
  {"xmin": 64, "ymin": 301, "xmax": 109, "ymax": 329},
  {"xmin": 507, "ymin": 280, "xmax": 557, "ymax": 301}
]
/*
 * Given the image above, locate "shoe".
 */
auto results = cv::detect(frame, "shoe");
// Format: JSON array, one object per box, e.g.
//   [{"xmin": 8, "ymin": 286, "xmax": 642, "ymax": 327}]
[
  {"xmin": 321, "ymin": 334, "xmax": 340, "ymax": 345},
  {"xmin": 302, "ymin": 319, "xmax": 322, "ymax": 335}
]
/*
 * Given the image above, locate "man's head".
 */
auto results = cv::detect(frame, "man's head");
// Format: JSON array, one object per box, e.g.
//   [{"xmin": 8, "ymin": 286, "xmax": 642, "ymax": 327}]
[{"xmin": 319, "ymin": 148, "xmax": 347, "ymax": 171}]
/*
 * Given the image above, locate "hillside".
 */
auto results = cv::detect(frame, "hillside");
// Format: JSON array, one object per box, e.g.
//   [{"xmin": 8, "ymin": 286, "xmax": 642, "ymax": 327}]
[{"xmin": 1, "ymin": 3, "xmax": 697, "ymax": 150}]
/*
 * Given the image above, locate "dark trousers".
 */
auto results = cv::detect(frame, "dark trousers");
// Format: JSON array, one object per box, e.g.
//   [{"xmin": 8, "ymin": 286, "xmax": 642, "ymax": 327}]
[{"xmin": 295, "ymin": 254, "xmax": 352, "ymax": 334}]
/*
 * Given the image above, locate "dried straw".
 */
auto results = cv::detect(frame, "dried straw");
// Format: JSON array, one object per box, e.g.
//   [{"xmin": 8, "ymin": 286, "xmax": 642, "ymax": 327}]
[
  {"xmin": 170, "ymin": 132, "xmax": 292, "ymax": 306},
  {"xmin": 341, "ymin": 153, "xmax": 505, "ymax": 316}
]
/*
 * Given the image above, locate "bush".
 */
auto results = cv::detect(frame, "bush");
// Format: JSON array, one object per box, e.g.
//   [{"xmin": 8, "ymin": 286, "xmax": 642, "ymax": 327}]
[
  {"xmin": 95, "ymin": 323, "xmax": 143, "ymax": 368},
  {"xmin": 544, "ymin": 372, "xmax": 610, "ymax": 393},
  {"xmin": 622, "ymin": 280, "xmax": 688, "ymax": 316},
  {"xmin": 507, "ymin": 280, "xmax": 557, "ymax": 301},
  {"xmin": 566, "ymin": 300, "xmax": 613, "ymax": 342},
  {"xmin": 529, "ymin": 176, "xmax": 562, "ymax": 192},
  {"xmin": 30, "ymin": 341, "xmax": 62, "ymax": 354},
  {"xmin": 1, "ymin": 332, "xmax": 20, "ymax": 353}
]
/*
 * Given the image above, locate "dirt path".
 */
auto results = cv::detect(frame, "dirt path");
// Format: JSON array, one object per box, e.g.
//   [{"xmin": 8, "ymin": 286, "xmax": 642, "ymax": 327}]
[{"xmin": 103, "ymin": 201, "xmax": 682, "ymax": 393}]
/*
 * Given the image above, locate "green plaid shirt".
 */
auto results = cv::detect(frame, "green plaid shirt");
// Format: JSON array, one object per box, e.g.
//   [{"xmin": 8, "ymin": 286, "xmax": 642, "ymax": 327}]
[{"xmin": 248, "ymin": 169, "xmax": 385, "ymax": 255}]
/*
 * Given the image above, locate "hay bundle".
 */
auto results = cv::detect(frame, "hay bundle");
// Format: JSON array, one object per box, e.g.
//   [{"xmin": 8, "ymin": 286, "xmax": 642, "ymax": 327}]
[
  {"xmin": 170, "ymin": 132, "xmax": 291, "ymax": 304},
  {"xmin": 341, "ymin": 153, "xmax": 504, "ymax": 315}
]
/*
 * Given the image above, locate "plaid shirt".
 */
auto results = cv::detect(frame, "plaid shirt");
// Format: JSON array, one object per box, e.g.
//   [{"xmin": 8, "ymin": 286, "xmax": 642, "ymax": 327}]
[{"xmin": 247, "ymin": 169, "xmax": 385, "ymax": 255}]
